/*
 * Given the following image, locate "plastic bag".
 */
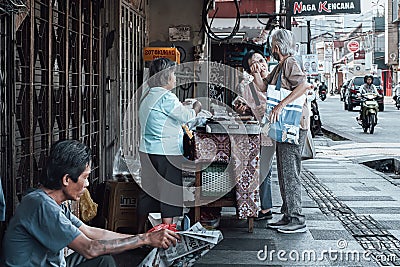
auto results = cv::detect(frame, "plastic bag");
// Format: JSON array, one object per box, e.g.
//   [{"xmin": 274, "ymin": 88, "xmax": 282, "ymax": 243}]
[
  {"xmin": 147, "ymin": 223, "xmax": 177, "ymax": 233},
  {"xmin": 112, "ymin": 148, "xmax": 130, "ymax": 177},
  {"xmin": 79, "ymin": 189, "xmax": 98, "ymax": 222}
]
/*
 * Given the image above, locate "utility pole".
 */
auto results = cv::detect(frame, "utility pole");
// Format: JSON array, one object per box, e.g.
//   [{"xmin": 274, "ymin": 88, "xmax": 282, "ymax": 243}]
[
  {"xmin": 285, "ymin": 0, "xmax": 291, "ymax": 30},
  {"xmin": 307, "ymin": 20, "xmax": 311, "ymax": 54}
]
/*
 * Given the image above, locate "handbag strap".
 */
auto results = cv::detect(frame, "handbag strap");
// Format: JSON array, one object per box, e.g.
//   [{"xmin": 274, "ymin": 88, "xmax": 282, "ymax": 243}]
[
  {"xmin": 275, "ymin": 70, "xmax": 282, "ymax": 90},
  {"xmin": 248, "ymin": 82, "xmax": 261, "ymax": 106},
  {"xmin": 275, "ymin": 57, "xmax": 291, "ymax": 91},
  {"xmin": 139, "ymin": 88, "xmax": 151, "ymax": 106}
]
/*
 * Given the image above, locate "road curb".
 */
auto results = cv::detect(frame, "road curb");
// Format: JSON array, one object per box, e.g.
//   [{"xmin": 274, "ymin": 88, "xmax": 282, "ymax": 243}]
[{"xmin": 321, "ymin": 125, "xmax": 352, "ymax": 141}]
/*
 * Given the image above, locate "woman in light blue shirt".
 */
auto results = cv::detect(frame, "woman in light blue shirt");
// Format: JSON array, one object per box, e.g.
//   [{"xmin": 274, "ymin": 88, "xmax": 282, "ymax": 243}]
[{"xmin": 137, "ymin": 58, "xmax": 201, "ymax": 232}]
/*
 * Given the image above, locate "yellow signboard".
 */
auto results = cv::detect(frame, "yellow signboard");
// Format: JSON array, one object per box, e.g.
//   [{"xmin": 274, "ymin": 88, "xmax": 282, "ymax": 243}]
[{"xmin": 143, "ymin": 47, "xmax": 180, "ymax": 63}]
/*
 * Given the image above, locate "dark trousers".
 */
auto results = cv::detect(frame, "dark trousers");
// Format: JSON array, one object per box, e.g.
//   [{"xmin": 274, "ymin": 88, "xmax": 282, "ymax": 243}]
[
  {"xmin": 66, "ymin": 252, "xmax": 116, "ymax": 267},
  {"xmin": 137, "ymin": 152, "xmax": 183, "ymax": 218}
]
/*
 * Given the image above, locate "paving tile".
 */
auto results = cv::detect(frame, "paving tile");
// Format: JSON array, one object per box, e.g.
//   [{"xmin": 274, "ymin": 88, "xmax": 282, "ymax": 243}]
[
  {"xmin": 213, "ymin": 238, "xmax": 277, "ymax": 251},
  {"xmin": 309, "ymin": 229, "xmax": 352, "ymax": 241},
  {"xmin": 302, "ymin": 200, "xmax": 319, "ymax": 208},
  {"xmin": 388, "ymin": 230, "xmax": 400, "ymax": 242},
  {"xmin": 375, "ymin": 220, "xmax": 400, "ymax": 230},
  {"xmin": 343, "ymin": 201, "xmax": 400, "ymax": 208},
  {"xmin": 306, "ymin": 220, "xmax": 345, "ymax": 230},
  {"xmin": 305, "ymin": 214, "xmax": 338, "ymax": 221},
  {"xmin": 350, "ymin": 186, "xmax": 381, "ymax": 191},
  {"xmin": 318, "ymin": 178, "xmax": 363, "ymax": 183},
  {"xmin": 337, "ymin": 196, "xmax": 395, "ymax": 201},
  {"xmin": 352, "ymin": 207, "xmax": 400, "ymax": 214}
]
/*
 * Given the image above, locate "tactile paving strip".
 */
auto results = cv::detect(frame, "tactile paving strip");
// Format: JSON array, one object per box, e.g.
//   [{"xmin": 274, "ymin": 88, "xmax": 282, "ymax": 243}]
[{"xmin": 301, "ymin": 170, "xmax": 400, "ymax": 266}]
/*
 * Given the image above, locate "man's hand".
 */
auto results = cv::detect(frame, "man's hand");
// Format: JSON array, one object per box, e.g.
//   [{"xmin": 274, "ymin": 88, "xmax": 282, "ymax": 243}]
[
  {"xmin": 145, "ymin": 229, "xmax": 180, "ymax": 249},
  {"xmin": 193, "ymin": 101, "xmax": 202, "ymax": 115}
]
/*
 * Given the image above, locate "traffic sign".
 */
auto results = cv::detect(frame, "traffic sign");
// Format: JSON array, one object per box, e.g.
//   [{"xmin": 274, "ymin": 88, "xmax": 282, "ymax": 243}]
[{"xmin": 347, "ymin": 40, "xmax": 359, "ymax": 53}]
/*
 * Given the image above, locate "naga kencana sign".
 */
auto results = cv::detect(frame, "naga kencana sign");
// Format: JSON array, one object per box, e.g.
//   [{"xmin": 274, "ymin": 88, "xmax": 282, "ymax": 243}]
[{"xmin": 290, "ymin": 0, "xmax": 361, "ymax": 16}]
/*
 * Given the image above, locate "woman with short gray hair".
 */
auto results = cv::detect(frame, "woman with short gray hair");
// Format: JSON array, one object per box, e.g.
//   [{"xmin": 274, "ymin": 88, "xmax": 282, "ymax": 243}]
[
  {"xmin": 269, "ymin": 29, "xmax": 297, "ymax": 56},
  {"xmin": 252, "ymin": 28, "xmax": 310, "ymax": 234},
  {"xmin": 138, "ymin": 58, "xmax": 202, "ymax": 233}
]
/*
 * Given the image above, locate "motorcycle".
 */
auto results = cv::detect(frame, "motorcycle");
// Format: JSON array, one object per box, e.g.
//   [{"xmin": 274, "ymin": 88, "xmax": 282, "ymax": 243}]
[
  {"xmin": 395, "ymin": 96, "xmax": 400, "ymax": 110},
  {"xmin": 357, "ymin": 93, "xmax": 379, "ymax": 134},
  {"xmin": 319, "ymin": 88, "xmax": 327, "ymax": 101},
  {"xmin": 310, "ymin": 99, "xmax": 322, "ymax": 137}
]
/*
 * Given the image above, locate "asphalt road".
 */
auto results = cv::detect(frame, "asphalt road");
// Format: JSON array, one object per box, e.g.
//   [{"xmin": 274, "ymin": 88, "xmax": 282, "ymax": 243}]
[{"xmin": 317, "ymin": 95, "xmax": 400, "ymax": 143}]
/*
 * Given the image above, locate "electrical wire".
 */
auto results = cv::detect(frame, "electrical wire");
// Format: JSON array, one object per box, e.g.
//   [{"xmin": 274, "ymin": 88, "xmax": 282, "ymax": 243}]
[
  {"xmin": 8, "ymin": 0, "xmax": 26, "ymax": 8},
  {"xmin": 202, "ymin": 0, "xmax": 241, "ymax": 41},
  {"xmin": 0, "ymin": 0, "xmax": 27, "ymax": 14},
  {"xmin": 257, "ymin": 15, "xmax": 272, "ymax": 26}
]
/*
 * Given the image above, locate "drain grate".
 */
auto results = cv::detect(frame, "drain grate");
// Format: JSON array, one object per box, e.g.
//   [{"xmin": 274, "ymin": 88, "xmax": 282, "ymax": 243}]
[
  {"xmin": 362, "ymin": 158, "xmax": 400, "ymax": 190},
  {"xmin": 301, "ymin": 170, "xmax": 400, "ymax": 266}
]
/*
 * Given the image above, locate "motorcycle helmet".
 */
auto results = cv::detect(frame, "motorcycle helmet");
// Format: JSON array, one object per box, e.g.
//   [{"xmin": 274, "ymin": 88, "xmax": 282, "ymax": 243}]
[{"xmin": 364, "ymin": 75, "xmax": 374, "ymax": 83}]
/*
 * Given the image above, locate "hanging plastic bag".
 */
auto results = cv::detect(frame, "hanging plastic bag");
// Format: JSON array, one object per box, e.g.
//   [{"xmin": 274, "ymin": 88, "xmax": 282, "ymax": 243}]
[{"xmin": 112, "ymin": 147, "xmax": 130, "ymax": 181}]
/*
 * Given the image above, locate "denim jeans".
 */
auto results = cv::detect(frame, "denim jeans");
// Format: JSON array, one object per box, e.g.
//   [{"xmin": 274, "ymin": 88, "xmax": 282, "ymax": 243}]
[{"xmin": 259, "ymin": 144, "xmax": 276, "ymax": 210}]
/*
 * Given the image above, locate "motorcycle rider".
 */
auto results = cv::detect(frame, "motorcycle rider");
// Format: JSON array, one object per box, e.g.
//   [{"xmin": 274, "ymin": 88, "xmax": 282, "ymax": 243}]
[
  {"xmin": 318, "ymin": 81, "xmax": 328, "ymax": 99},
  {"xmin": 360, "ymin": 75, "xmax": 379, "ymax": 95},
  {"xmin": 356, "ymin": 74, "xmax": 379, "ymax": 122},
  {"xmin": 318, "ymin": 81, "xmax": 327, "ymax": 94},
  {"xmin": 313, "ymin": 78, "xmax": 320, "ymax": 89}
]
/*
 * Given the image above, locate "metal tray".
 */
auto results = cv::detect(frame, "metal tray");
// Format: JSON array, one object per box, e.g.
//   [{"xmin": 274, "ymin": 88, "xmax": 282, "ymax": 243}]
[{"xmin": 202, "ymin": 120, "xmax": 260, "ymax": 135}]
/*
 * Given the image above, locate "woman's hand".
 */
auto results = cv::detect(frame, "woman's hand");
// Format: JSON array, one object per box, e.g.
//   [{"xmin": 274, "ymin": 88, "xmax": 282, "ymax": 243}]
[
  {"xmin": 249, "ymin": 63, "xmax": 267, "ymax": 92},
  {"xmin": 234, "ymin": 102, "xmax": 250, "ymax": 115},
  {"xmin": 269, "ymin": 102, "xmax": 285, "ymax": 124},
  {"xmin": 250, "ymin": 62, "xmax": 262, "ymax": 74},
  {"xmin": 193, "ymin": 101, "xmax": 202, "ymax": 114}
]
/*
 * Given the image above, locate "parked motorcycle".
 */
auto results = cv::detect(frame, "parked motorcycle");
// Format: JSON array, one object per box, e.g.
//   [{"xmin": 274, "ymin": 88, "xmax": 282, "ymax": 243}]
[
  {"xmin": 310, "ymin": 99, "xmax": 322, "ymax": 137},
  {"xmin": 395, "ymin": 96, "xmax": 400, "ymax": 110},
  {"xmin": 357, "ymin": 93, "xmax": 379, "ymax": 134}
]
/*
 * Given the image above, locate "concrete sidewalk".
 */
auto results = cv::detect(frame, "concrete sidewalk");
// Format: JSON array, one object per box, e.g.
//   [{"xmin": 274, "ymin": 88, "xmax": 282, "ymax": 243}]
[{"xmin": 193, "ymin": 136, "xmax": 400, "ymax": 266}]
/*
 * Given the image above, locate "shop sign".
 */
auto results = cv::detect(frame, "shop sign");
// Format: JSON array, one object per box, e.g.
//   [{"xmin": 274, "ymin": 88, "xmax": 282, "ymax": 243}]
[
  {"xmin": 143, "ymin": 47, "xmax": 180, "ymax": 63},
  {"xmin": 354, "ymin": 50, "xmax": 365, "ymax": 60},
  {"xmin": 291, "ymin": 0, "xmax": 361, "ymax": 16},
  {"xmin": 169, "ymin": 26, "xmax": 191, "ymax": 42},
  {"xmin": 324, "ymin": 41, "xmax": 334, "ymax": 61}
]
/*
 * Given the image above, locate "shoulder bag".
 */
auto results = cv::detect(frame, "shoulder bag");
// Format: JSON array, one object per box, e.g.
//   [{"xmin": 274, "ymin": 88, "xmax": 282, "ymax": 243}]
[{"xmin": 261, "ymin": 70, "xmax": 306, "ymax": 144}]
